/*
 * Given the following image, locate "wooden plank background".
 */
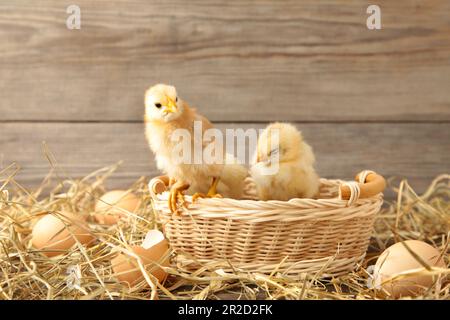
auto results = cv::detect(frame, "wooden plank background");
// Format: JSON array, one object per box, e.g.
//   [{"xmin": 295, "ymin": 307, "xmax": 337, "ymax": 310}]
[{"xmin": 1, "ymin": 0, "xmax": 449, "ymax": 197}]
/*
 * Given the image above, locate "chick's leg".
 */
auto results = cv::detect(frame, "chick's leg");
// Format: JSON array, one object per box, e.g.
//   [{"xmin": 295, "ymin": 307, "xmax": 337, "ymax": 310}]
[
  {"xmin": 192, "ymin": 177, "xmax": 223, "ymax": 202},
  {"xmin": 206, "ymin": 177, "xmax": 222, "ymax": 197},
  {"xmin": 168, "ymin": 180, "xmax": 190, "ymax": 214}
]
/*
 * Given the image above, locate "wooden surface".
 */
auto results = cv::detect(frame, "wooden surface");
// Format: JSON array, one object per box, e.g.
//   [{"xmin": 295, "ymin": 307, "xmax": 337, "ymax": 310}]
[
  {"xmin": 1, "ymin": 0, "xmax": 450, "ymax": 122},
  {"xmin": 0, "ymin": 0, "xmax": 449, "ymax": 197}
]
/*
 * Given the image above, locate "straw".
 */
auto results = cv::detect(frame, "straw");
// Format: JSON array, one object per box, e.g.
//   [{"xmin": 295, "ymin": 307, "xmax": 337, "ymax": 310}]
[{"xmin": 0, "ymin": 162, "xmax": 448, "ymax": 300}]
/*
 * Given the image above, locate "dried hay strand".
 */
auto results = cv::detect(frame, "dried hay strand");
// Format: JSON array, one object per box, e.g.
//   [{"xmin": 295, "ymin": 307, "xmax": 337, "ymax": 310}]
[{"xmin": 0, "ymin": 162, "xmax": 448, "ymax": 300}]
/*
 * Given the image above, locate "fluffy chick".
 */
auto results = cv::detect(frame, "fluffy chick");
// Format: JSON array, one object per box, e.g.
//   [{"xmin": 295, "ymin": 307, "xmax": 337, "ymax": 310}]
[
  {"xmin": 144, "ymin": 84, "xmax": 248, "ymax": 213},
  {"xmin": 250, "ymin": 123, "xmax": 319, "ymax": 201}
]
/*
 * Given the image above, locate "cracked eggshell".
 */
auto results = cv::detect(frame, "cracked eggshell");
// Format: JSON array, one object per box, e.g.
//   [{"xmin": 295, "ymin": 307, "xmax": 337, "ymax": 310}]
[
  {"xmin": 94, "ymin": 190, "xmax": 140, "ymax": 225},
  {"xmin": 111, "ymin": 230, "xmax": 170, "ymax": 286},
  {"xmin": 32, "ymin": 212, "xmax": 95, "ymax": 257},
  {"xmin": 373, "ymin": 240, "xmax": 446, "ymax": 298}
]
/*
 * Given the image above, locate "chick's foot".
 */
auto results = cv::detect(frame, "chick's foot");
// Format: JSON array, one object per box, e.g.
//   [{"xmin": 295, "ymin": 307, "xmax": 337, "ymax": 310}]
[
  {"xmin": 192, "ymin": 177, "xmax": 223, "ymax": 202},
  {"xmin": 168, "ymin": 181, "xmax": 190, "ymax": 214}
]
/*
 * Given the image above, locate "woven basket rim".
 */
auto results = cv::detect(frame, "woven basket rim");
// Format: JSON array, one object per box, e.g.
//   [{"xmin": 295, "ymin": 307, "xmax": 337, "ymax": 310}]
[{"xmin": 153, "ymin": 192, "xmax": 382, "ymax": 206}]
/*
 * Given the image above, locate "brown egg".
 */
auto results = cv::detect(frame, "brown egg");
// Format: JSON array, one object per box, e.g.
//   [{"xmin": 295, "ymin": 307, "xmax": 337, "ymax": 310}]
[
  {"xmin": 94, "ymin": 190, "xmax": 140, "ymax": 225},
  {"xmin": 373, "ymin": 240, "xmax": 446, "ymax": 298},
  {"xmin": 32, "ymin": 212, "xmax": 95, "ymax": 257},
  {"xmin": 111, "ymin": 230, "xmax": 170, "ymax": 286}
]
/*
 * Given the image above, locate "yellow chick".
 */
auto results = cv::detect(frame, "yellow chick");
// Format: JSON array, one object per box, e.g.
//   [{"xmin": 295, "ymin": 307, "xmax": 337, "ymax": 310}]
[
  {"xmin": 144, "ymin": 84, "xmax": 248, "ymax": 213},
  {"xmin": 250, "ymin": 123, "xmax": 320, "ymax": 201}
]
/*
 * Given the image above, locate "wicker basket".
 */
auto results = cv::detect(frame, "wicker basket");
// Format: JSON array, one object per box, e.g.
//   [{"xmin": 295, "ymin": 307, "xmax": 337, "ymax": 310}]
[{"xmin": 149, "ymin": 170, "xmax": 385, "ymax": 276}]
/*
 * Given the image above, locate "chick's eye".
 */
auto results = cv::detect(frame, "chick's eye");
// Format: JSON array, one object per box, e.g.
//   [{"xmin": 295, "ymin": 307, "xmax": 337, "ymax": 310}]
[
  {"xmin": 175, "ymin": 97, "xmax": 178, "ymax": 102},
  {"xmin": 155, "ymin": 103, "xmax": 162, "ymax": 108}
]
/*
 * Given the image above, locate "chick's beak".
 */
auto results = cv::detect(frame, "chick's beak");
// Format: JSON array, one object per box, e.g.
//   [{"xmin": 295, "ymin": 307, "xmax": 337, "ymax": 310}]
[{"xmin": 164, "ymin": 96, "xmax": 177, "ymax": 113}]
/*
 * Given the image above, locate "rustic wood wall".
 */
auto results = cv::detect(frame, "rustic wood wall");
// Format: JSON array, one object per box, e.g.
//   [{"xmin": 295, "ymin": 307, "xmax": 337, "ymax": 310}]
[{"xmin": 1, "ymin": 0, "xmax": 449, "ymax": 197}]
